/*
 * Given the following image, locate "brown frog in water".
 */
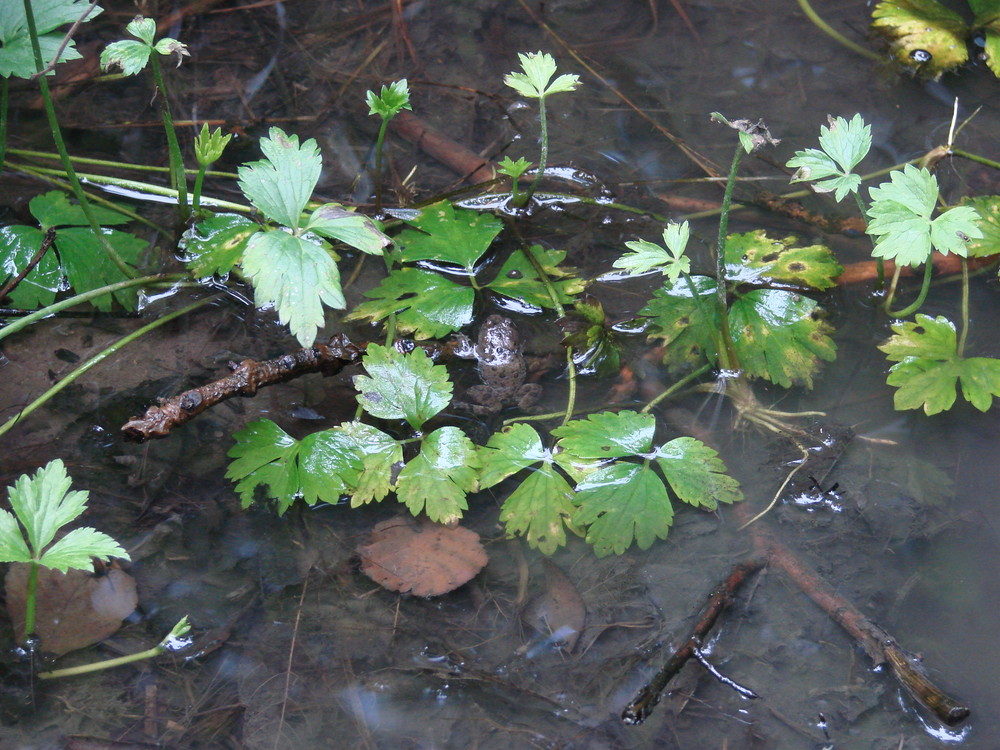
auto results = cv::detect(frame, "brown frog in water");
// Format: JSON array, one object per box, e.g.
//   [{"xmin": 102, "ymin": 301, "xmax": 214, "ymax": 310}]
[{"xmin": 453, "ymin": 315, "xmax": 542, "ymax": 415}]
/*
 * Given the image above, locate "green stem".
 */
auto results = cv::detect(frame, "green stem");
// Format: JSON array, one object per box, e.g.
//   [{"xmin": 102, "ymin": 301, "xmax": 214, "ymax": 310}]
[
  {"xmin": 640, "ymin": 363, "xmax": 712, "ymax": 414},
  {"xmin": 38, "ymin": 642, "xmax": 166, "ymax": 679},
  {"xmin": 0, "ymin": 273, "xmax": 185, "ymax": 342},
  {"xmin": 192, "ymin": 165, "xmax": 207, "ymax": 213},
  {"xmin": 148, "ymin": 53, "xmax": 188, "ymax": 219},
  {"xmin": 795, "ymin": 0, "xmax": 881, "ymax": 61},
  {"xmin": 523, "ymin": 95, "xmax": 549, "ymax": 205},
  {"xmin": 951, "ymin": 148, "xmax": 1000, "ymax": 171},
  {"xmin": 884, "ymin": 258, "xmax": 933, "ymax": 318},
  {"xmin": 8, "ymin": 147, "xmax": 237, "ymax": 178},
  {"xmin": 957, "ymin": 258, "xmax": 969, "ymax": 358},
  {"xmin": 713, "ymin": 143, "xmax": 744, "ymax": 372},
  {"xmin": 0, "ymin": 295, "xmax": 216, "ymax": 438},
  {"xmin": 374, "ymin": 115, "xmax": 391, "ymax": 214},
  {"xmin": 21, "ymin": 0, "xmax": 136, "ymax": 279},
  {"xmin": 24, "ymin": 561, "xmax": 39, "ymax": 637}
]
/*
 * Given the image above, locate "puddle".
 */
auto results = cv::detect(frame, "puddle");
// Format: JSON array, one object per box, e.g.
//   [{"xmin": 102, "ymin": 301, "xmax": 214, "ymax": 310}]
[{"xmin": 2, "ymin": 0, "xmax": 1000, "ymax": 747}]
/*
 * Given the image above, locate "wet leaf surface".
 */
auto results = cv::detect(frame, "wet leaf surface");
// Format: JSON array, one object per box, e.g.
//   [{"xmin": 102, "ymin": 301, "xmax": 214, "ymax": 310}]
[
  {"xmin": 357, "ymin": 516, "xmax": 488, "ymax": 597},
  {"xmin": 871, "ymin": 0, "xmax": 969, "ymax": 78}
]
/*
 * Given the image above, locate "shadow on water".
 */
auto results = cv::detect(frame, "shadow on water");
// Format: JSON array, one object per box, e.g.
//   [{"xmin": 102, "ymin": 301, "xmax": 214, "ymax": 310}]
[{"xmin": 2, "ymin": 0, "xmax": 1000, "ymax": 747}]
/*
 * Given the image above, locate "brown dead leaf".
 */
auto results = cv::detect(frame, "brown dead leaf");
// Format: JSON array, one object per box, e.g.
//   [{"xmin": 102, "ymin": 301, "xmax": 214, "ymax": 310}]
[
  {"xmin": 5, "ymin": 564, "xmax": 138, "ymax": 656},
  {"xmin": 357, "ymin": 517, "xmax": 488, "ymax": 597}
]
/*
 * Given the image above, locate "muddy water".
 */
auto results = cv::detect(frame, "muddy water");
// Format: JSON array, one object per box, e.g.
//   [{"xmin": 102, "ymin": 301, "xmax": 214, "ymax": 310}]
[{"xmin": 2, "ymin": 0, "xmax": 1000, "ymax": 747}]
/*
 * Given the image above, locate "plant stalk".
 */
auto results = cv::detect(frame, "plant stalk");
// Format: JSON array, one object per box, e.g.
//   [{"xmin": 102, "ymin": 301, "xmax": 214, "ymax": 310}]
[
  {"xmin": 884, "ymin": 258, "xmax": 933, "ymax": 318},
  {"xmin": 523, "ymin": 95, "xmax": 550, "ymax": 206},
  {"xmin": 0, "ymin": 295, "xmax": 216, "ymax": 438},
  {"xmin": 374, "ymin": 115, "xmax": 391, "ymax": 214},
  {"xmin": 148, "ymin": 52, "xmax": 188, "ymax": 219},
  {"xmin": 795, "ymin": 0, "xmax": 881, "ymax": 61},
  {"xmin": 957, "ymin": 258, "xmax": 969, "ymax": 358},
  {"xmin": 24, "ymin": 561, "xmax": 39, "ymax": 638},
  {"xmin": 852, "ymin": 191, "xmax": 883, "ymax": 291},
  {"xmin": 21, "ymin": 0, "xmax": 137, "ymax": 279},
  {"xmin": 713, "ymin": 143, "xmax": 744, "ymax": 372}
]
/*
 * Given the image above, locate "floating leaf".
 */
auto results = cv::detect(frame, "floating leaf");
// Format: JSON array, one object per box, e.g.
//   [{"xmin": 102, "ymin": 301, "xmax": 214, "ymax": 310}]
[
  {"xmin": 553, "ymin": 410, "xmax": 655, "ymax": 458},
  {"xmin": 30, "ymin": 191, "xmax": 130, "ymax": 228},
  {"xmin": 242, "ymin": 229, "xmax": 345, "ymax": 347},
  {"xmin": 725, "ymin": 230, "xmax": 843, "ymax": 290},
  {"xmin": 396, "ymin": 427, "xmax": 479, "ymax": 524},
  {"xmin": 0, "ymin": 226, "xmax": 63, "ymax": 309},
  {"xmin": 871, "ymin": 0, "xmax": 969, "ymax": 79},
  {"xmin": 573, "ymin": 463, "xmax": 673, "ymax": 557},
  {"xmin": 479, "ymin": 424, "xmax": 576, "ymax": 554},
  {"xmin": 971, "ymin": 0, "xmax": 1000, "ymax": 76},
  {"xmin": 640, "ymin": 275, "xmax": 721, "ymax": 373},
  {"xmin": 182, "ymin": 213, "xmax": 256, "ymax": 278},
  {"xmin": 395, "ymin": 200, "xmax": 503, "ymax": 272},
  {"xmin": 353, "ymin": 345, "xmax": 452, "ymax": 429},
  {"xmin": 653, "ymin": 437, "xmax": 743, "ymax": 510},
  {"xmin": 338, "ymin": 422, "xmax": 402, "ymax": 506},
  {"xmin": 879, "ymin": 314, "xmax": 1000, "ymax": 414},
  {"xmin": 345, "ymin": 267, "xmax": 474, "ymax": 339},
  {"xmin": 729, "ymin": 289, "xmax": 836, "ymax": 388},
  {"xmin": 487, "ymin": 245, "xmax": 585, "ymax": 309}
]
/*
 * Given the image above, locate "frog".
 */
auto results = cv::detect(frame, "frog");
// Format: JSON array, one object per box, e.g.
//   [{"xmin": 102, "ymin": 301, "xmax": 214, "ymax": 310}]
[{"xmin": 452, "ymin": 315, "xmax": 542, "ymax": 415}]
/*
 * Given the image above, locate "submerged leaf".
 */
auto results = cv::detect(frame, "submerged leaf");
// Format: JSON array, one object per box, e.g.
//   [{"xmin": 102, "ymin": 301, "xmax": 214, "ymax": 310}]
[
  {"xmin": 725, "ymin": 230, "xmax": 843, "ymax": 290},
  {"xmin": 960, "ymin": 195, "xmax": 1000, "ymax": 258},
  {"xmin": 487, "ymin": 246, "xmax": 585, "ymax": 310}
]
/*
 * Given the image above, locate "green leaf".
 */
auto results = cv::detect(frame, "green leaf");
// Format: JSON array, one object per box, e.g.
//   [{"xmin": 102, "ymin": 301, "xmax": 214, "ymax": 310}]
[
  {"xmin": 337, "ymin": 422, "xmax": 402, "ymax": 506},
  {"xmin": 305, "ymin": 204, "xmax": 390, "ymax": 255},
  {"xmin": 344, "ymin": 267, "xmax": 475, "ymax": 339},
  {"xmin": 237, "ymin": 128, "xmax": 321, "ymax": 229},
  {"xmin": 614, "ymin": 221, "xmax": 692, "ymax": 280},
  {"xmin": 871, "ymin": 0, "xmax": 969, "ymax": 79},
  {"xmin": 486, "ymin": 246, "xmax": 585, "ymax": 310},
  {"xmin": 0, "ymin": 510, "xmax": 32, "ymax": 563},
  {"xmin": 729, "ymin": 289, "xmax": 837, "ymax": 388},
  {"xmin": 396, "ymin": 427, "xmax": 479, "ymax": 524},
  {"xmin": 182, "ymin": 213, "xmax": 256, "ymax": 278},
  {"xmin": 653, "ymin": 437, "xmax": 743, "ymax": 510},
  {"xmin": 56, "ymin": 227, "xmax": 144, "ymax": 311},
  {"xmin": 497, "ymin": 156, "xmax": 532, "ymax": 180},
  {"xmin": 37, "ymin": 527, "xmax": 127, "ymax": 572},
  {"xmin": 125, "ymin": 16, "xmax": 156, "ymax": 45},
  {"xmin": 29, "ymin": 191, "xmax": 130, "ymax": 228},
  {"xmin": 867, "ymin": 165, "xmax": 982, "ymax": 266},
  {"xmin": 366, "ymin": 79, "xmax": 412, "ymax": 119},
  {"xmin": 971, "ymin": 1, "xmax": 1000, "ymax": 76},
  {"xmin": 559, "ymin": 297, "xmax": 623, "ymax": 378},
  {"xmin": 297, "ymin": 429, "xmax": 365, "ymax": 505},
  {"xmin": 0, "ymin": 0, "xmax": 101, "ymax": 79},
  {"xmin": 504, "ymin": 51, "xmax": 580, "ymax": 99},
  {"xmin": 6, "ymin": 460, "xmax": 103, "ymax": 561},
  {"xmin": 787, "ymin": 114, "xmax": 871, "ymax": 202},
  {"xmin": 879, "ymin": 314, "xmax": 1000, "ymax": 414},
  {"xmin": 573, "ymin": 463, "xmax": 673, "ymax": 557},
  {"xmin": 353, "ymin": 344, "xmax": 452, "ymax": 429},
  {"xmin": 242, "ymin": 229, "xmax": 345, "ymax": 347},
  {"xmin": 100, "ymin": 39, "xmax": 150, "ymax": 75},
  {"xmin": 640, "ymin": 275, "xmax": 721, "ymax": 373},
  {"xmin": 0, "ymin": 226, "xmax": 62, "ymax": 309},
  {"xmin": 479, "ymin": 423, "xmax": 549, "ymax": 488},
  {"xmin": 500, "ymin": 464, "xmax": 577, "ymax": 555},
  {"xmin": 553, "ymin": 410, "xmax": 655, "ymax": 459},
  {"xmin": 226, "ymin": 419, "xmax": 301, "ymax": 511},
  {"xmin": 724, "ymin": 230, "xmax": 843, "ymax": 291},
  {"xmin": 394, "ymin": 201, "xmax": 503, "ymax": 272},
  {"xmin": 960, "ymin": 195, "xmax": 1000, "ymax": 258}
]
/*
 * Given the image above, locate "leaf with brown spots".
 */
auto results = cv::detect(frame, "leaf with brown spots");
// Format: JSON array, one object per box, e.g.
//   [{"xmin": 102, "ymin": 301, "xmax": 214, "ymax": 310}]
[
  {"xmin": 725, "ymin": 230, "xmax": 843, "ymax": 291},
  {"xmin": 357, "ymin": 517, "xmax": 488, "ymax": 597}
]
